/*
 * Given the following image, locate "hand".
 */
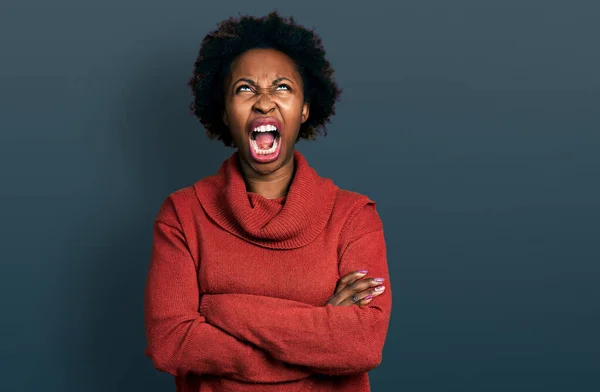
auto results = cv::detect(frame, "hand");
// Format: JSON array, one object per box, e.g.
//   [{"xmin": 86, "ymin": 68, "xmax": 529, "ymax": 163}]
[{"xmin": 325, "ymin": 270, "xmax": 386, "ymax": 306}]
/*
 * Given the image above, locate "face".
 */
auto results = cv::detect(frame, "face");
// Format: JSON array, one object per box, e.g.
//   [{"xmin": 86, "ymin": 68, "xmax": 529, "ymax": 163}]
[{"xmin": 223, "ymin": 48, "xmax": 309, "ymax": 176}]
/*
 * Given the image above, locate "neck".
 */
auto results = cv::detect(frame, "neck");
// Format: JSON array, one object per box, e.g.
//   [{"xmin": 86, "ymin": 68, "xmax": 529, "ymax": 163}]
[{"xmin": 239, "ymin": 155, "xmax": 295, "ymax": 199}]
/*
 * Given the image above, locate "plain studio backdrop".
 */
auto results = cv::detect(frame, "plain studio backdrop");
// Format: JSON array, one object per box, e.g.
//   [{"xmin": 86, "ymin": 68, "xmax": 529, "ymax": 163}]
[{"xmin": 0, "ymin": 1, "xmax": 598, "ymax": 391}]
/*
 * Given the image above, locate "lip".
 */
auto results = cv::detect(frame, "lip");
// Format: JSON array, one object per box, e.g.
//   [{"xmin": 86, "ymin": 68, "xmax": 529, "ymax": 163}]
[{"xmin": 247, "ymin": 117, "xmax": 283, "ymax": 137}]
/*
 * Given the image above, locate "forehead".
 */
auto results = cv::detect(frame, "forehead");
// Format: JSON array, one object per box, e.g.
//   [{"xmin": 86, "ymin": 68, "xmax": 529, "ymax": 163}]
[{"xmin": 228, "ymin": 48, "xmax": 300, "ymax": 80}]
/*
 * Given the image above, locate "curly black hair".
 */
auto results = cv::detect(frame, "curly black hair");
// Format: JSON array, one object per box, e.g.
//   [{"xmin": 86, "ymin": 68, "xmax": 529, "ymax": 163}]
[{"xmin": 188, "ymin": 10, "xmax": 342, "ymax": 147}]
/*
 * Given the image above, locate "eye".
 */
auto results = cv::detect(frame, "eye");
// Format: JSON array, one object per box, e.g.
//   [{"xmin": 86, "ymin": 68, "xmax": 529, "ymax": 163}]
[
  {"xmin": 276, "ymin": 84, "xmax": 291, "ymax": 91},
  {"xmin": 235, "ymin": 85, "xmax": 252, "ymax": 93}
]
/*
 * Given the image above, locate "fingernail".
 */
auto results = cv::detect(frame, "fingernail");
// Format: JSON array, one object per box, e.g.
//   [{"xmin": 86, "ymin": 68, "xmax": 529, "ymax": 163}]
[
  {"xmin": 364, "ymin": 295, "xmax": 373, "ymax": 300},
  {"xmin": 374, "ymin": 278, "xmax": 385, "ymax": 283},
  {"xmin": 358, "ymin": 270, "xmax": 368, "ymax": 274},
  {"xmin": 374, "ymin": 285, "xmax": 385, "ymax": 292}
]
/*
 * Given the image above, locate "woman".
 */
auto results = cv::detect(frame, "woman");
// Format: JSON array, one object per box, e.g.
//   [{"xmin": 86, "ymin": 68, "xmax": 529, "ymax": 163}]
[{"xmin": 144, "ymin": 11, "xmax": 392, "ymax": 392}]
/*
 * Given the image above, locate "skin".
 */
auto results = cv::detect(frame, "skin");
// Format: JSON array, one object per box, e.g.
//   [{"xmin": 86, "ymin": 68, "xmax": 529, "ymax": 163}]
[
  {"xmin": 222, "ymin": 48, "xmax": 385, "ymax": 304},
  {"xmin": 222, "ymin": 48, "xmax": 309, "ymax": 199},
  {"xmin": 326, "ymin": 271, "xmax": 386, "ymax": 307}
]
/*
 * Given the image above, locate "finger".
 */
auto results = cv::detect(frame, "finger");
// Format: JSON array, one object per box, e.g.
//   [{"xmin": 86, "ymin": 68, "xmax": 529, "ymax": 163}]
[
  {"xmin": 326, "ymin": 284, "xmax": 386, "ymax": 307},
  {"xmin": 333, "ymin": 269, "xmax": 369, "ymax": 295},
  {"xmin": 341, "ymin": 285, "xmax": 386, "ymax": 306},
  {"xmin": 337, "ymin": 276, "xmax": 385, "ymax": 303},
  {"xmin": 357, "ymin": 294, "xmax": 374, "ymax": 306},
  {"xmin": 329, "ymin": 276, "xmax": 384, "ymax": 305},
  {"xmin": 327, "ymin": 291, "xmax": 362, "ymax": 307},
  {"xmin": 327, "ymin": 274, "xmax": 368, "ymax": 305},
  {"xmin": 339, "ymin": 286, "xmax": 385, "ymax": 306},
  {"xmin": 358, "ymin": 285, "xmax": 386, "ymax": 306}
]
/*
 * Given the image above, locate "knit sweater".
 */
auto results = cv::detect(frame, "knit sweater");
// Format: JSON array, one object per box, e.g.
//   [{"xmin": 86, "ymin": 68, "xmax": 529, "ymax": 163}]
[{"xmin": 144, "ymin": 150, "xmax": 392, "ymax": 391}]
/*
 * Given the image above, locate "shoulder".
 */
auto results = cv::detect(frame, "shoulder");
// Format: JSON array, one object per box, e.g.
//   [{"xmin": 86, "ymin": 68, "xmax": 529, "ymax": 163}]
[
  {"xmin": 333, "ymin": 188, "xmax": 384, "ymax": 241},
  {"xmin": 154, "ymin": 185, "xmax": 198, "ymax": 227}
]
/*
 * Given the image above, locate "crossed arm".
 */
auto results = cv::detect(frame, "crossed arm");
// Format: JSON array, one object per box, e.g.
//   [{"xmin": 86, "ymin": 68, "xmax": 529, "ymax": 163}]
[
  {"xmin": 144, "ymin": 221, "xmax": 312, "ymax": 383},
  {"xmin": 144, "ymin": 203, "xmax": 391, "ymax": 380}
]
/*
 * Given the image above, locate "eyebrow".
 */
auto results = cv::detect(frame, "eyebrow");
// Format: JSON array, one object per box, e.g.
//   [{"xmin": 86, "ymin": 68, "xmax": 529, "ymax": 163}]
[{"xmin": 233, "ymin": 77, "xmax": 292, "ymax": 87}]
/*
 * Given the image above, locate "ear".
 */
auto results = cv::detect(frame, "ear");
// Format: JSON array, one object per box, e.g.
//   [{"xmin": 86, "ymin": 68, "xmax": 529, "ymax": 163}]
[
  {"xmin": 222, "ymin": 111, "xmax": 228, "ymax": 126},
  {"xmin": 301, "ymin": 102, "xmax": 310, "ymax": 123}
]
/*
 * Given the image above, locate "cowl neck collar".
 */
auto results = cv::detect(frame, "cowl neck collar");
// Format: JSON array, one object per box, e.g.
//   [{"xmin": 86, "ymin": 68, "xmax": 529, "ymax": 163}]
[{"xmin": 194, "ymin": 150, "xmax": 338, "ymax": 249}]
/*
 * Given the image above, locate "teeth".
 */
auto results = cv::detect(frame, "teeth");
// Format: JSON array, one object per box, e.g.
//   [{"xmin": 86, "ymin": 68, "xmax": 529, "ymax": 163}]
[
  {"xmin": 251, "ymin": 137, "xmax": 278, "ymax": 155},
  {"xmin": 250, "ymin": 123, "xmax": 280, "ymax": 156},
  {"xmin": 253, "ymin": 124, "xmax": 278, "ymax": 133}
]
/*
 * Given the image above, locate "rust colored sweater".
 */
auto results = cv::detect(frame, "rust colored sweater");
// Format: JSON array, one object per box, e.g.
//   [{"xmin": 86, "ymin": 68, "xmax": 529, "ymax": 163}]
[{"xmin": 144, "ymin": 150, "xmax": 392, "ymax": 391}]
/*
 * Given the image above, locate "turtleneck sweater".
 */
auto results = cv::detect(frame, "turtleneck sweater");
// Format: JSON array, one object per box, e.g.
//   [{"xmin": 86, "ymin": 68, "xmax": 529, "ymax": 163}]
[{"xmin": 144, "ymin": 150, "xmax": 392, "ymax": 391}]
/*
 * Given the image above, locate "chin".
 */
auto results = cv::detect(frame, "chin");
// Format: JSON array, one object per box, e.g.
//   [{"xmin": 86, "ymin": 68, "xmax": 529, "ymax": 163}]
[{"xmin": 240, "ymin": 143, "xmax": 294, "ymax": 174}]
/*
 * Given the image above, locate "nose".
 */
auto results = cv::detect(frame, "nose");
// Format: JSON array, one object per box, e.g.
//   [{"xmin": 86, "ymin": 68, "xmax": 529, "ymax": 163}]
[{"xmin": 253, "ymin": 92, "xmax": 276, "ymax": 114}]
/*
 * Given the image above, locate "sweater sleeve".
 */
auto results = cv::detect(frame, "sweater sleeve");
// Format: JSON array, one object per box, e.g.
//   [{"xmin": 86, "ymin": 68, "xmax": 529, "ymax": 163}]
[
  {"xmin": 199, "ymin": 203, "xmax": 392, "ymax": 376},
  {"xmin": 144, "ymin": 207, "xmax": 314, "ymax": 383}
]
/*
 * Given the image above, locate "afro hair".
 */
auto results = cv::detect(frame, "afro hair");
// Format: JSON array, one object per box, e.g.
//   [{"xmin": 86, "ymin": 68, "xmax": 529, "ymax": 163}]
[{"xmin": 188, "ymin": 10, "xmax": 342, "ymax": 147}]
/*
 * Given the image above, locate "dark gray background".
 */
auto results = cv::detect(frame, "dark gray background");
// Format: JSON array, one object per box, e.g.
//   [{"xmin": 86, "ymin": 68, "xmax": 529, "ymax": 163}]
[{"xmin": 1, "ymin": 0, "xmax": 599, "ymax": 391}]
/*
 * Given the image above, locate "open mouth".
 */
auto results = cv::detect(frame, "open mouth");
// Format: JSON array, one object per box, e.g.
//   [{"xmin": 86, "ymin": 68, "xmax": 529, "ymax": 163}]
[
  {"xmin": 250, "ymin": 124, "xmax": 281, "ymax": 155},
  {"xmin": 250, "ymin": 124, "xmax": 281, "ymax": 163}
]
